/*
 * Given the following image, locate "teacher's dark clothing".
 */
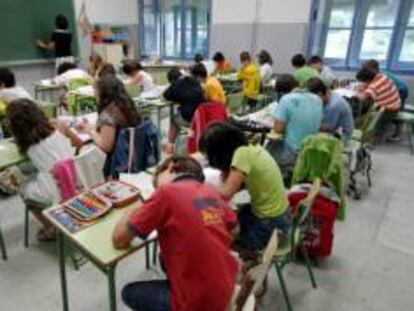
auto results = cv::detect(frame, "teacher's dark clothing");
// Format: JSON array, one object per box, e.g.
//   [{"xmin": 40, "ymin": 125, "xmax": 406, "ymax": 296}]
[{"xmin": 51, "ymin": 30, "xmax": 72, "ymax": 58}]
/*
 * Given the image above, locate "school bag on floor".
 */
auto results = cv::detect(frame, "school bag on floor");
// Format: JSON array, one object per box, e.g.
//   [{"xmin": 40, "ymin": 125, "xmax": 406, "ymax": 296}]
[{"xmin": 288, "ymin": 184, "xmax": 339, "ymax": 259}]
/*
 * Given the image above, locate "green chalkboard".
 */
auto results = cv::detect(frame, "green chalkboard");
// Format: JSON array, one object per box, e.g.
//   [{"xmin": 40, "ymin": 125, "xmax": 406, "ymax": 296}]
[{"xmin": 0, "ymin": 0, "xmax": 77, "ymax": 64}]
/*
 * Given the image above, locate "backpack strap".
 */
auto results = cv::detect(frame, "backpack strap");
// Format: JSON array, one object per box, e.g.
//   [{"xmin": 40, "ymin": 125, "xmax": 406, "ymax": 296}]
[{"xmin": 127, "ymin": 127, "xmax": 135, "ymax": 173}]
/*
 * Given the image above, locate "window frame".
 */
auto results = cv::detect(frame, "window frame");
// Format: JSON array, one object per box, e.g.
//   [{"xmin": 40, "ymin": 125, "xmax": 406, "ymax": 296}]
[
  {"xmin": 309, "ymin": 0, "xmax": 414, "ymax": 73},
  {"xmin": 138, "ymin": 0, "xmax": 211, "ymax": 60}
]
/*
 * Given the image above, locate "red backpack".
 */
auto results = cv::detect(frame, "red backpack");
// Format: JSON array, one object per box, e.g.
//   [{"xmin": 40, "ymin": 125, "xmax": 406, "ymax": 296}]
[{"xmin": 289, "ymin": 191, "xmax": 338, "ymax": 258}]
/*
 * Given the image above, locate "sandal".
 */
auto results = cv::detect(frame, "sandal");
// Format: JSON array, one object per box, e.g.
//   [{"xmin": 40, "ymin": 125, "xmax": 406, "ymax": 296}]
[{"xmin": 37, "ymin": 228, "xmax": 57, "ymax": 242}]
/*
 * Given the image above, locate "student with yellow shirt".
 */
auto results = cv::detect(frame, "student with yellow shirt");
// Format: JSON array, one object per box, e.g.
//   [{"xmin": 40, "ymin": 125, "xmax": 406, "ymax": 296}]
[
  {"xmin": 191, "ymin": 63, "xmax": 226, "ymax": 105},
  {"xmin": 199, "ymin": 122, "xmax": 290, "ymax": 251},
  {"xmin": 237, "ymin": 51, "xmax": 261, "ymax": 111}
]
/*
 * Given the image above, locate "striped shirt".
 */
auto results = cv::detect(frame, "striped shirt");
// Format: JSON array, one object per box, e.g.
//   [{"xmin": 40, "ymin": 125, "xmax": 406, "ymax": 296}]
[{"xmin": 362, "ymin": 73, "xmax": 401, "ymax": 111}]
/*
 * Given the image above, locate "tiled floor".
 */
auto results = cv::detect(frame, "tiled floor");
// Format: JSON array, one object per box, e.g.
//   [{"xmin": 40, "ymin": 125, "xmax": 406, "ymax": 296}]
[{"xmin": 1, "ymin": 141, "xmax": 414, "ymax": 311}]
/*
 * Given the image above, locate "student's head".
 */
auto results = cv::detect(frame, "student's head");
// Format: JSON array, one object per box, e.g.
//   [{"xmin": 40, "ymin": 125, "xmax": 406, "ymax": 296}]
[
  {"xmin": 122, "ymin": 60, "xmax": 143, "ymax": 77},
  {"xmin": 240, "ymin": 51, "xmax": 252, "ymax": 66},
  {"xmin": 363, "ymin": 59, "xmax": 380, "ymax": 74},
  {"xmin": 154, "ymin": 156, "xmax": 205, "ymax": 188},
  {"xmin": 5, "ymin": 99, "xmax": 54, "ymax": 153},
  {"xmin": 275, "ymin": 74, "xmax": 298, "ymax": 97},
  {"xmin": 212, "ymin": 52, "xmax": 225, "ymax": 63},
  {"xmin": 291, "ymin": 54, "xmax": 306, "ymax": 69},
  {"xmin": 307, "ymin": 55, "xmax": 323, "ymax": 72},
  {"xmin": 356, "ymin": 67, "xmax": 377, "ymax": 83},
  {"xmin": 167, "ymin": 68, "xmax": 183, "ymax": 84},
  {"xmin": 199, "ymin": 122, "xmax": 248, "ymax": 172},
  {"xmin": 55, "ymin": 14, "xmax": 69, "ymax": 30},
  {"xmin": 194, "ymin": 53, "xmax": 204, "ymax": 64},
  {"xmin": 0, "ymin": 68, "xmax": 16, "ymax": 89},
  {"xmin": 307, "ymin": 77, "xmax": 329, "ymax": 103},
  {"xmin": 258, "ymin": 50, "xmax": 273, "ymax": 66},
  {"xmin": 97, "ymin": 63, "xmax": 117, "ymax": 78},
  {"xmin": 95, "ymin": 75, "xmax": 141, "ymax": 126},
  {"xmin": 190, "ymin": 63, "xmax": 208, "ymax": 82},
  {"xmin": 57, "ymin": 62, "xmax": 77, "ymax": 75}
]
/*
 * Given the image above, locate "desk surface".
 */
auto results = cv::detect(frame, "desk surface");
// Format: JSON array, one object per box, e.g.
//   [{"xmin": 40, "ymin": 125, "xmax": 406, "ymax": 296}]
[
  {"xmin": 0, "ymin": 139, "xmax": 26, "ymax": 171},
  {"xmin": 44, "ymin": 202, "xmax": 152, "ymax": 267}
]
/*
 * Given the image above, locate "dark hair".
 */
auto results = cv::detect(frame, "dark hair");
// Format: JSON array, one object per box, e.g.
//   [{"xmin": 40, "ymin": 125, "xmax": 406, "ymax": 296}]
[
  {"xmin": 307, "ymin": 78, "xmax": 328, "ymax": 96},
  {"xmin": 291, "ymin": 54, "xmax": 306, "ymax": 68},
  {"xmin": 57, "ymin": 62, "xmax": 77, "ymax": 75},
  {"xmin": 363, "ymin": 59, "xmax": 380, "ymax": 73},
  {"xmin": 356, "ymin": 67, "xmax": 377, "ymax": 83},
  {"xmin": 199, "ymin": 122, "xmax": 248, "ymax": 171},
  {"xmin": 0, "ymin": 68, "xmax": 16, "ymax": 88},
  {"xmin": 167, "ymin": 68, "xmax": 183, "ymax": 84},
  {"xmin": 155, "ymin": 156, "xmax": 205, "ymax": 183},
  {"xmin": 307, "ymin": 55, "xmax": 323, "ymax": 65},
  {"xmin": 95, "ymin": 75, "xmax": 141, "ymax": 127},
  {"xmin": 122, "ymin": 60, "xmax": 143, "ymax": 76},
  {"xmin": 213, "ymin": 52, "xmax": 225, "ymax": 63},
  {"xmin": 5, "ymin": 99, "xmax": 55, "ymax": 153},
  {"xmin": 275, "ymin": 74, "xmax": 298, "ymax": 95},
  {"xmin": 258, "ymin": 50, "xmax": 273, "ymax": 65},
  {"xmin": 55, "ymin": 14, "xmax": 69, "ymax": 30},
  {"xmin": 194, "ymin": 53, "xmax": 204, "ymax": 63},
  {"xmin": 98, "ymin": 63, "xmax": 117, "ymax": 78},
  {"xmin": 191, "ymin": 63, "xmax": 208, "ymax": 79},
  {"xmin": 240, "ymin": 51, "xmax": 251, "ymax": 63}
]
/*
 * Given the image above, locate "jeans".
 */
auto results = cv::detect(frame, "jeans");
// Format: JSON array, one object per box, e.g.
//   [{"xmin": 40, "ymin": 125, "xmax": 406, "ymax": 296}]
[
  {"xmin": 238, "ymin": 205, "xmax": 292, "ymax": 251},
  {"xmin": 122, "ymin": 280, "xmax": 171, "ymax": 311}
]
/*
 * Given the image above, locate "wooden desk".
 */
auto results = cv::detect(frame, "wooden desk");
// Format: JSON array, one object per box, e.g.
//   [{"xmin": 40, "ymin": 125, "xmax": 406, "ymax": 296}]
[
  {"xmin": 0, "ymin": 139, "xmax": 26, "ymax": 171},
  {"xmin": 44, "ymin": 202, "xmax": 156, "ymax": 311}
]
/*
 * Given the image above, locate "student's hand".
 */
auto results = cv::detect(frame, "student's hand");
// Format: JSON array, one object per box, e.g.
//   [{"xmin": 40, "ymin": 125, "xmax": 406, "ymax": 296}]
[{"xmin": 76, "ymin": 120, "xmax": 93, "ymax": 133}]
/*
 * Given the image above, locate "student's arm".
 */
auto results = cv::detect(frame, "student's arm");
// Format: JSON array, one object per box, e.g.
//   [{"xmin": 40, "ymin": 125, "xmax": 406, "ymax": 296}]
[
  {"xmin": 36, "ymin": 39, "xmax": 55, "ymax": 51},
  {"xmin": 82, "ymin": 124, "xmax": 117, "ymax": 154},
  {"xmin": 271, "ymin": 96, "xmax": 288, "ymax": 134},
  {"xmin": 273, "ymin": 120, "xmax": 285, "ymax": 134},
  {"xmin": 113, "ymin": 204, "xmax": 141, "ymax": 249},
  {"xmin": 219, "ymin": 169, "xmax": 245, "ymax": 200},
  {"xmin": 113, "ymin": 190, "xmax": 167, "ymax": 249}
]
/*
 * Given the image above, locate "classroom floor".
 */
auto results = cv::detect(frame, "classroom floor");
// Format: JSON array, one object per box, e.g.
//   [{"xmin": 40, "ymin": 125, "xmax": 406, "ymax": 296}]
[{"xmin": 1, "ymin": 140, "xmax": 414, "ymax": 311}]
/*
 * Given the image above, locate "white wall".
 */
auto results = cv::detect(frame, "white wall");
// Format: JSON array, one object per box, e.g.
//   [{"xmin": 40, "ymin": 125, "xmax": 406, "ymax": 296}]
[
  {"xmin": 260, "ymin": 0, "xmax": 312, "ymax": 24},
  {"xmin": 212, "ymin": 0, "xmax": 257, "ymax": 24}
]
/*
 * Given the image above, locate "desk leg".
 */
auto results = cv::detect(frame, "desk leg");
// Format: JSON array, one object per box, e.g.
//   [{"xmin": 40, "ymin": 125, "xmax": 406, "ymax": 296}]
[
  {"xmin": 0, "ymin": 228, "xmax": 7, "ymax": 261},
  {"xmin": 107, "ymin": 265, "xmax": 117, "ymax": 311},
  {"xmin": 58, "ymin": 233, "xmax": 69, "ymax": 311},
  {"xmin": 34, "ymin": 86, "xmax": 39, "ymax": 100}
]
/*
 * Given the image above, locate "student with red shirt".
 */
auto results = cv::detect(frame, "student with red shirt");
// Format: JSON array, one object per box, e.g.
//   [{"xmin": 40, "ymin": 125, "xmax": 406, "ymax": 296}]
[{"xmin": 113, "ymin": 156, "xmax": 238, "ymax": 311}]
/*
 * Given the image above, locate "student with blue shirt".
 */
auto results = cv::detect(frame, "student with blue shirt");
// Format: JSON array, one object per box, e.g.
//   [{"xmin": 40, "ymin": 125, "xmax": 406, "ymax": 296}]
[
  {"xmin": 307, "ymin": 78, "xmax": 354, "ymax": 141},
  {"xmin": 267, "ymin": 74, "xmax": 323, "ymax": 177}
]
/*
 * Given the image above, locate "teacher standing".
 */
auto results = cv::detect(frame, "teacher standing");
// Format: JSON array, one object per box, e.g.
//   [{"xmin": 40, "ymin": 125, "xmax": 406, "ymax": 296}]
[{"xmin": 37, "ymin": 14, "xmax": 74, "ymax": 67}]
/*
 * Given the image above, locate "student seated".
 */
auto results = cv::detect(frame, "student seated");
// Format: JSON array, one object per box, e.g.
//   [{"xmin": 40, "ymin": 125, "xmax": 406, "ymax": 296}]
[
  {"xmin": 53, "ymin": 62, "xmax": 91, "ymax": 86},
  {"xmin": 307, "ymin": 78, "xmax": 354, "ymax": 141},
  {"xmin": 191, "ymin": 63, "xmax": 226, "ymax": 105},
  {"xmin": 199, "ymin": 122, "xmax": 290, "ymax": 252},
  {"xmin": 6, "ymin": 99, "xmax": 73, "ymax": 241},
  {"xmin": 237, "ymin": 51, "xmax": 261, "ymax": 111},
  {"xmin": 97, "ymin": 63, "xmax": 117, "ymax": 78},
  {"xmin": 308, "ymin": 55, "xmax": 336, "ymax": 88},
  {"xmin": 75, "ymin": 75, "xmax": 141, "ymax": 177},
  {"xmin": 268, "ymin": 74, "xmax": 323, "ymax": 174},
  {"xmin": 88, "ymin": 52, "xmax": 104, "ymax": 78},
  {"xmin": 194, "ymin": 53, "xmax": 214, "ymax": 75},
  {"xmin": 257, "ymin": 49, "xmax": 274, "ymax": 86},
  {"xmin": 364, "ymin": 59, "xmax": 408, "ymax": 141},
  {"xmin": 163, "ymin": 68, "xmax": 205, "ymax": 154},
  {"xmin": 122, "ymin": 60, "xmax": 156, "ymax": 93},
  {"xmin": 0, "ymin": 68, "xmax": 32, "ymax": 103},
  {"xmin": 291, "ymin": 53, "xmax": 320, "ymax": 87},
  {"xmin": 113, "ymin": 156, "xmax": 238, "ymax": 311},
  {"xmin": 212, "ymin": 51, "xmax": 232, "ymax": 74}
]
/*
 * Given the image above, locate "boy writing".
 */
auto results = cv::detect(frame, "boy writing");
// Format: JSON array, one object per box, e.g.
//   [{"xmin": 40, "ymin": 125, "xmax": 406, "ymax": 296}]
[{"xmin": 237, "ymin": 51, "xmax": 261, "ymax": 111}]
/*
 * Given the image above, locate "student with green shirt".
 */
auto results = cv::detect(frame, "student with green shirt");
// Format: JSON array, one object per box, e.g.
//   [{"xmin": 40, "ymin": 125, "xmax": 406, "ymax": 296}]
[
  {"xmin": 199, "ymin": 122, "xmax": 290, "ymax": 251},
  {"xmin": 291, "ymin": 54, "xmax": 320, "ymax": 87}
]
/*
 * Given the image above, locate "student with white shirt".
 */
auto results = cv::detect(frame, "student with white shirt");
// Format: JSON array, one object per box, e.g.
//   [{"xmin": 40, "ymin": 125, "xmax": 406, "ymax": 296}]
[
  {"xmin": 0, "ymin": 68, "xmax": 32, "ymax": 103},
  {"xmin": 257, "ymin": 49, "xmax": 274, "ymax": 86},
  {"xmin": 308, "ymin": 55, "xmax": 336, "ymax": 88},
  {"xmin": 122, "ymin": 60, "xmax": 156, "ymax": 93},
  {"xmin": 53, "ymin": 62, "xmax": 92, "ymax": 86}
]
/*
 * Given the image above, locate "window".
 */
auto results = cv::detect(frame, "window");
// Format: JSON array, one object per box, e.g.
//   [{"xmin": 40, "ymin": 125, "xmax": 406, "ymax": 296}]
[
  {"xmin": 309, "ymin": 0, "xmax": 414, "ymax": 72},
  {"xmin": 139, "ymin": 0, "xmax": 211, "ymax": 59}
]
